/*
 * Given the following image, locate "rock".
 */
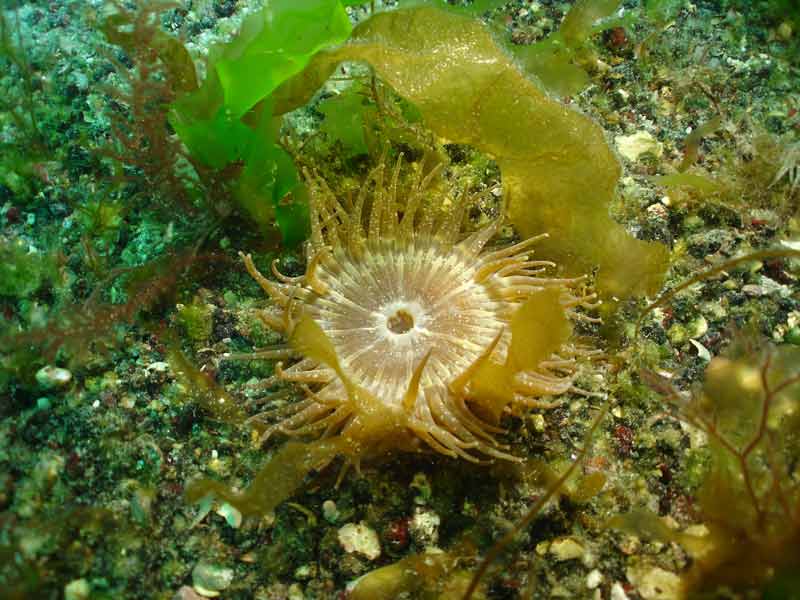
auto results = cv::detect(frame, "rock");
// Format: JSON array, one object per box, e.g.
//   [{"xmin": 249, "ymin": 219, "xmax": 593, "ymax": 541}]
[
  {"xmin": 531, "ymin": 413, "xmax": 546, "ymax": 432},
  {"xmin": 777, "ymin": 21, "xmax": 793, "ymax": 41},
  {"xmin": 610, "ymin": 582, "xmax": 630, "ymax": 600},
  {"xmin": 64, "ymin": 579, "xmax": 90, "ymax": 600},
  {"xmin": 687, "ymin": 315, "xmax": 708, "ymax": 338},
  {"xmin": 689, "ymin": 339, "xmax": 711, "ymax": 361},
  {"xmin": 742, "ymin": 284, "xmax": 765, "ymax": 296},
  {"xmin": 173, "ymin": 586, "xmax": 206, "ymax": 600},
  {"xmin": 549, "ymin": 537, "xmax": 586, "ymax": 561},
  {"xmin": 288, "ymin": 583, "xmax": 305, "ymax": 600},
  {"xmin": 667, "ymin": 323, "xmax": 688, "ymax": 345},
  {"xmin": 294, "ymin": 564, "xmax": 316, "ymax": 580},
  {"xmin": 627, "ymin": 565, "xmax": 683, "ymax": 600},
  {"xmin": 338, "ymin": 521, "xmax": 381, "ymax": 560},
  {"xmin": 322, "ymin": 499, "xmax": 339, "ymax": 523},
  {"xmin": 192, "ymin": 561, "xmax": 234, "ymax": 597},
  {"xmin": 145, "ymin": 361, "xmax": 171, "ymax": 385},
  {"xmin": 646, "ymin": 203, "xmax": 669, "ymax": 224},
  {"xmin": 586, "ymin": 569, "xmax": 603, "ymax": 589},
  {"xmin": 36, "ymin": 366, "xmax": 72, "ymax": 389},
  {"xmin": 615, "ymin": 131, "xmax": 663, "ymax": 162},
  {"xmin": 409, "ymin": 508, "xmax": 440, "ymax": 547},
  {"xmin": 215, "ymin": 502, "xmax": 242, "ymax": 528}
]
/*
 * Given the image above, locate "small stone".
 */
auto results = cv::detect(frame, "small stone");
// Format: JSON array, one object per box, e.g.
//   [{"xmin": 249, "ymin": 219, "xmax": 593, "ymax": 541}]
[
  {"xmin": 288, "ymin": 583, "xmax": 305, "ymax": 600},
  {"xmin": 146, "ymin": 361, "xmax": 171, "ymax": 385},
  {"xmin": 627, "ymin": 565, "xmax": 683, "ymax": 600},
  {"xmin": 615, "ymin": 131, "xmax": 663, "ymax": 162},
  {"xmin": 742, "ymin": 283, "xmax": 765, "ymax": 296},
  {"xmin": 36, "ymin": 366, "xmax": 72, "ymax": 389},
  {"xmin": 409, "ymin": 508, "xmax": 441, "ymax": 547},
  {"xmin": 777, "ymin": 21, "xmax": 793, "ymax": 41},
  {"xmin": 618, "ymin": 534, "xmax": 641, "ymax": 555},
  {"xmin": 322, "ymin": 499, "xmax": 339, "ymax": 523},
  {"xmin": 338, "ymin": 521, "xmax": 381, "ymax": 560},
  {"xmin": 686, "ymin": 316, "xmax": 708, "ymax": 338},
  {"xmin": 701, "ymin": 300, "xmax": 727, "ymax": 322},
  {"xmin": 294, "ymin": 564, "xmax": 315, "ymax": 580},
  {"xmin": 215, "ymin": 502, "xmax": 242, "ymax": 528},
  {"xmin": 549, "ymin": 537, "xmax": 585, "ymax": 561},
  {"xmin": 531, "ymin": 413, "xmax": 546, "ymax": 432},
  {"xmin": 610, "ymin": 582, "xmax": 630, "ymax": 600},
  {"xmin": 646, "ymin": 203, "xmax": 669, "ymax": 224},
  {"xmin": 683, "ymin": 214, "xmax": 704, "ymax": 232},
  {"xmin": 689, "ymin": 339, "xmax": 711, "ymax": 361},
  {"xmin": 586, "ymin": 569, "xmax": 603, "ymax": 589},
  {"xmin": 173, "ymin": 586, "xmax": 206, "ymax": 600},
  {"xmin": 192, "ymin": 561, "xmax": 234, "ymax": 597},
  {"xmin": 722, "ymin": 278, "xmax": 739, "ymax": 291},
  {"xmin": 64, "ymin": 579, "xmax": 91, "ymax": 600},
  {"xmin": 667, "ymin": 323, "xmax": 687, "ymax": 345},
  {"xmin": 760, "ymin": 276, "xmax": 790, "ymax": 297},
  {"xmin": 131, "ymin": 487, "xmax": 155, "ymax": 523}
]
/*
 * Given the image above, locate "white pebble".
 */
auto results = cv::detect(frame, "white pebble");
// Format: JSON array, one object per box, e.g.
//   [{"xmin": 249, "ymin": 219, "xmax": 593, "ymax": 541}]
[
  {"xmin": 36, "ymin": 365, "xmax": 72, "ymax": 389},
  {"xmin": 322, "ymin": 500, "xmax": 339, "ymax": 523},
  {"xmin": 611, "ymin": 582, "xmax": 630, "ymax": 600},
  {"xmin": 338, "ymin": 521, "xmax": 381, "ymax": 560},
  {"xmin": 586, "ymin": 569, "xmax": 603, "ymax": 589}
]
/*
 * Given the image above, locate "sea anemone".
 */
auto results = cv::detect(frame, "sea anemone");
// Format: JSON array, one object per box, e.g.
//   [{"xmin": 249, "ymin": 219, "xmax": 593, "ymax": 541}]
[{"xmin": 241, "ymin": 159, "xmax": 595, "ymax": 464}]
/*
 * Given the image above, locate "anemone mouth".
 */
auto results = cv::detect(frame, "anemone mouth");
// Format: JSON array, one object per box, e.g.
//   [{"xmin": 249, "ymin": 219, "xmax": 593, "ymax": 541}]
[
  {"xmin": 241, "ymin": 158, "xmax": 593, "ymax": 461},
  {"xmin": 385, "ymin": 307, "xmax": 414, "ymax": 334},
  {"xmin": 376, "ymin": 300, "xmax": 425, "ymax": 340}
]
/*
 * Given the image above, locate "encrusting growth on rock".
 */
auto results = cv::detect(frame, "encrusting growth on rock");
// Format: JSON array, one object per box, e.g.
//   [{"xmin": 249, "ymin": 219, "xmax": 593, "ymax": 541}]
[{"xmin": 239, "ymin": 158, "xmax": 597, "ymax": 465}]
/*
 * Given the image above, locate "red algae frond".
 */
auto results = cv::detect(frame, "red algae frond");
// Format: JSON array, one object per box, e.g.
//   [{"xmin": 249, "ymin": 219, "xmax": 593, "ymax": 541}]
[{"xmin": 243, "ymin": 159, "xmax": 594, "ymax": 463}]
